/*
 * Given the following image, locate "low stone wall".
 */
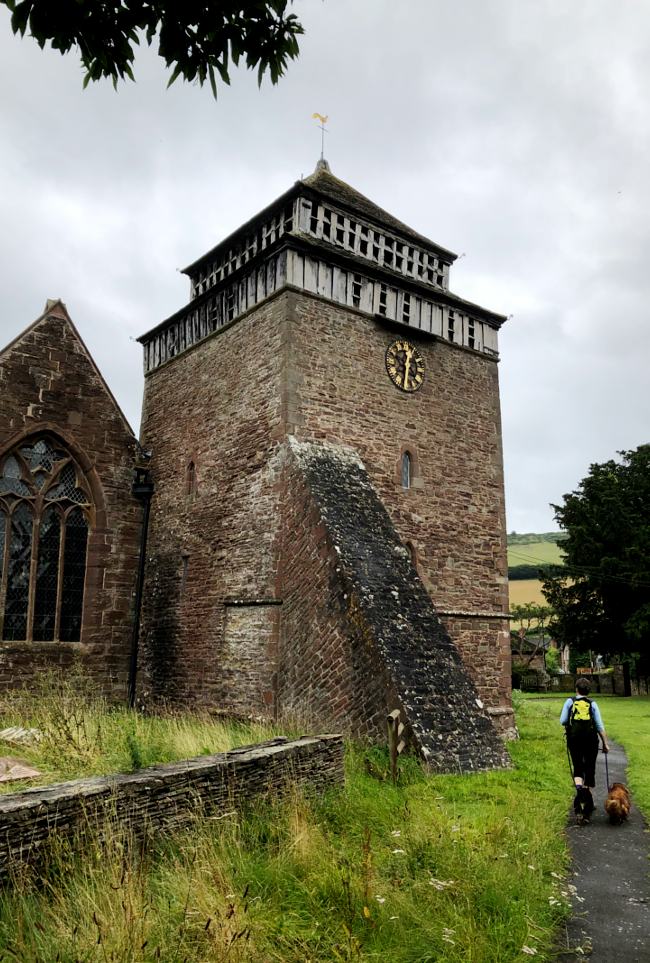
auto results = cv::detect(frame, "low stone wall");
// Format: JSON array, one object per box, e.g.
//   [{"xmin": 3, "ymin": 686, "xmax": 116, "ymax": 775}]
[
  {"xmin": 0, "ymin": 734, "xmax": 343, "ymax": 878},
  {"xmin": 547, "ymin": 665, "xmax": 631, "ymax": 696}
]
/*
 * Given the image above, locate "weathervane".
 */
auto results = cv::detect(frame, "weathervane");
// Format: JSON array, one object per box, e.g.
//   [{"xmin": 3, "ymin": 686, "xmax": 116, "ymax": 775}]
[{"xmin": 312, "ymin": 113, "xmax": 329, "ymax": 159}]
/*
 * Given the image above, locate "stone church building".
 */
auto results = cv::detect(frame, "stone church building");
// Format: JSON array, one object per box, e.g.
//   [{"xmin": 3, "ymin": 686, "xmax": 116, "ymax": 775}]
[{"xmin": 0, "ymin": 162, "xmax": 515, "ymax": 770}]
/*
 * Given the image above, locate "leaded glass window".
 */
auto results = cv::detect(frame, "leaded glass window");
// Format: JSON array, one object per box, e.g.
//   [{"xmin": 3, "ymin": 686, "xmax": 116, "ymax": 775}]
[
  {"xmin": 402, "ymin": 452, "xmax": 411, "ymax": 489},
  {"xmin": 0, "ymin": 436, "xmax": 92, "ymax": 643}
]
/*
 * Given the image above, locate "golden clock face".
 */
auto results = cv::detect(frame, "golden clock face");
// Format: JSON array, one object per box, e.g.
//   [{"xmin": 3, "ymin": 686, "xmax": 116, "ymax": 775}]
[{"xmin": 385, "ymin": 340, "xmax": 425, "ymax": 393}]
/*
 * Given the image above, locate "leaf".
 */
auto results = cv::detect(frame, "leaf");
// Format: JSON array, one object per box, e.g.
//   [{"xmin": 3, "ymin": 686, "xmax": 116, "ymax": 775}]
[{"xmin": 363, "ymin": 906, "xmax": 370, "ymax": 918}]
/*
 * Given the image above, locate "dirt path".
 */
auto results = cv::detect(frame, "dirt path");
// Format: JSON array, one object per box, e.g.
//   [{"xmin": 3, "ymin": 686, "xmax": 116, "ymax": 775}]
[{"xmin": 557, "ymin": 739, "xmax": 650, "ymax": 962}]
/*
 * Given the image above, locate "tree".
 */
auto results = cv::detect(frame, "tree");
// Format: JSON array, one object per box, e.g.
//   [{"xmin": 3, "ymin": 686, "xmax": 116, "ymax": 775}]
[
  {"xmin": 544, "ymin": 646, "xmax": 560, "ymax": 674},
  {"xmin": 541, "ymin": 444, "xmax": 650, "ymax": 666},
  {"xmin": 1, "ymin": 0, "xmax": 303, "ymax": 96},
  {"xmin": 510, "ymin": 602, "xmax": 553, "ymax": 668}
]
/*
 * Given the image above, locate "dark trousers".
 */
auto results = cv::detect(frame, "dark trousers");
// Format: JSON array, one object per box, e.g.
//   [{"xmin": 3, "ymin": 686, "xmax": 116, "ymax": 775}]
[{"xmin": 568, "ymin": 735, "xmax": 599, "ymax": 786}]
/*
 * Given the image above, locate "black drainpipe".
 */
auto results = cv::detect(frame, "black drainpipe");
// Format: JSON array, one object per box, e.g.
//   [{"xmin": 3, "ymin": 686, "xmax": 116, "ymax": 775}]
[{"xmin": 128, "ymin": 466, "xmax": 154, "ymax": 709}]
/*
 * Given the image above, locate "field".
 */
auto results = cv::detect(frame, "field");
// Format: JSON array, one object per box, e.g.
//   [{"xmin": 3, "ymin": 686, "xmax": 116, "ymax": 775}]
[
  {"xmin": 507, "ymin": 536, "xmax": 565, "ymax": 569},
  {"xmin": 508, "ymin": 579, "xmax": 549, "ymax": 608},
  {"xmin": 0, "ymin": 682, "xmax": 582, "ymax": 962},
  {"xmin": 507, "ymin": 533, "xmax": 566, "ymax": 611}
]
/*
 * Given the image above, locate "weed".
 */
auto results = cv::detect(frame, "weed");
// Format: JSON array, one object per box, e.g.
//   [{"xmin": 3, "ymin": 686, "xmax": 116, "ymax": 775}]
[{"xmin": 0, "ymin": 676, "xmax": 591, "ymax": 962}]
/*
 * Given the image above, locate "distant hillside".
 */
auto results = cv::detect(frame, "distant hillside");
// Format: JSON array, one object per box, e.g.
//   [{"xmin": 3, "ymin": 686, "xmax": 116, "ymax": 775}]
[
  {"xmin": 507, "ymin": 532, "xmax": 566, "ymax": 571},
  {"xmin": 508, "ymin": 532, "xmax": 567, "ymax": 546}
]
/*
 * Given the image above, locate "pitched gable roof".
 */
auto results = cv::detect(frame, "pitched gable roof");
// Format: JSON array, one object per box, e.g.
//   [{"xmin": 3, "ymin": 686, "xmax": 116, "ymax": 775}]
[
  {"xmin": 301, "ymin": 162, "xmax": 457, "ymax": 259},
  {"xmin": 0, "ymin": 300, "xmax": 137, "ymax": 439}
]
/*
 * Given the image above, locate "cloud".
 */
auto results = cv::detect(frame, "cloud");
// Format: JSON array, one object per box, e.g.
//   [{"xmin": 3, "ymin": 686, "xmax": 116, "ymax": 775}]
[{"xmin": 0, "ymin": 0, "xmax": 649, "ymax": 529}]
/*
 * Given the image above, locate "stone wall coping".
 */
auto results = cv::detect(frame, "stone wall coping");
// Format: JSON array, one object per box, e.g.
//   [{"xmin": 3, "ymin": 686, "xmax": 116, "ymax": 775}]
[
  {"xmin": 0, "ymin": 734, "xmax": 341, "ymax": 816},
  {"xmin": 437, "ymin": 609, "xmax": 512, "ymax": 620}
]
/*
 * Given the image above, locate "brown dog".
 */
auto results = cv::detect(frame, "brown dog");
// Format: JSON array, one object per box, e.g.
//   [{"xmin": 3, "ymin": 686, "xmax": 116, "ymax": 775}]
[{"xmin": 604, "ymin": 782, "xmax": 631, "ymax": 825}]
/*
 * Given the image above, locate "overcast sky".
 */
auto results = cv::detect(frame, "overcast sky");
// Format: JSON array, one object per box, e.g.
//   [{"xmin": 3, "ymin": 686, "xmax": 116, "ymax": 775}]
[{"xmin": 1, "ymin": 0, "xmax": 649, "ymax": 533}]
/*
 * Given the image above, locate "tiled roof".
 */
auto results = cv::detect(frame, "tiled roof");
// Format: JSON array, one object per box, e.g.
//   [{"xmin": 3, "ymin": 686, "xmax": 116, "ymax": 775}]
[{"xmin": 302, "ymin": 163, "xmax": 455, "ymax": 257}]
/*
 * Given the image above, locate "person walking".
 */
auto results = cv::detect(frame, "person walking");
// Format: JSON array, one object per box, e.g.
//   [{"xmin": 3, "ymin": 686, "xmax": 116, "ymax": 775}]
[{"xmin": 560, "ymin": 678, "xmax": 609, "ymax": 822}]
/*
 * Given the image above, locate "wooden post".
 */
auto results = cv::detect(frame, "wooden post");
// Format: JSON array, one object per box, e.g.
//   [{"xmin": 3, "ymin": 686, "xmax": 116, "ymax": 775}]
[{"xmin": 387, "ymin": 710, "xmax": 405, "ymax": 785}]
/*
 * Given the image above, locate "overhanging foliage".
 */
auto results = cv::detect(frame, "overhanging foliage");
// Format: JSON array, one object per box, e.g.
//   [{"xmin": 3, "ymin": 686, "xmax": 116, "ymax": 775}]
[{"xmin": 1, "ymin": 0, "xmax": 304, "ymax": 96}]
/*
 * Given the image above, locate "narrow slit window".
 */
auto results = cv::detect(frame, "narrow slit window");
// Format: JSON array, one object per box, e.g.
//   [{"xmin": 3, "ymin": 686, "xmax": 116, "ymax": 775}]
[
  {"xmin": 402, "ymin": 452, "xmax": 411, "ymax": 489},
  {"xmin": 181, "ymin": 556, "xmax": 189, "ymax": 595},
  {"xmin": 448, "ymin": 312, "xmax": 455, "ymax": 342},
  {"xmin": 403, "ymin": 294, "xmax": 411, "ymax": 324},
  {"xmin": 468, "ymin": 319, "xmax": 476, "ymax": 350},
  {"xmin": 187, "ymin": 461, "xmax": 197, "ymax": 495}
]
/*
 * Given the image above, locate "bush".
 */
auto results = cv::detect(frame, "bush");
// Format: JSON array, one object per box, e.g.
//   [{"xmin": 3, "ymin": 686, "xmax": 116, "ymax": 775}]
[
  {"xmin": 545, "ymin": 648, "xmax": 560, "ymax": 674},
  {"xmin": 510, "ymin": 688, "xmax": 524, "ymax": 711}
]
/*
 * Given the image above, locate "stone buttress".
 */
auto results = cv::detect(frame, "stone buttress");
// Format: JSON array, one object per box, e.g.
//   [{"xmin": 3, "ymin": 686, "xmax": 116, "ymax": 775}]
[{"xmin": 280, "ymin": 438, "xmax": 511, "ymax": 772}]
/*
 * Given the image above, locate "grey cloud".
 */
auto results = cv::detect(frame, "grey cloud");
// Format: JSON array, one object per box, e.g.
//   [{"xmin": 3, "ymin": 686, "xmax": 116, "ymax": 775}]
[{"xmin": 1, "ymin": 0, "xmax": 649, "ymax": 530}]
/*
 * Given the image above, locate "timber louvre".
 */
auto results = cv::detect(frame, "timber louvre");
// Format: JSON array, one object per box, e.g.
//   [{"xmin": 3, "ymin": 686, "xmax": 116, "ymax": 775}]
[{"xmin": 138, "ymin": 162, "xmax": 504, "ymax": 371}]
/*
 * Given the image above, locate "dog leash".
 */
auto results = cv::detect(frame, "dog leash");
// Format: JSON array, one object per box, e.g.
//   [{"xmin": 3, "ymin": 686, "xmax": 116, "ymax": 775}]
[{"xmin": 602, "ymin": 746, "xmax": 610, "ymax": 790}]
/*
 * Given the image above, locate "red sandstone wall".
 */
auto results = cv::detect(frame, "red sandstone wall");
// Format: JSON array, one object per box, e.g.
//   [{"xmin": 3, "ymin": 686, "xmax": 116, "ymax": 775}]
[
  {"xmin": 278, "ymin": 446, "xmax": 400, "ymax": 739},
  {"xmin": 139, "ymin": 286, "xmax": 511, "ymax": 725},
  {"xmin": 281, "ymin": 290, "xmax": 511, "ymax": 713},
  {"xmin": 0, "ymin": 308, "xmax": 141, "ymax": 694},
  {"xmin": 139, "ymin": 296, "xmax": 288, "ymax": 708}
]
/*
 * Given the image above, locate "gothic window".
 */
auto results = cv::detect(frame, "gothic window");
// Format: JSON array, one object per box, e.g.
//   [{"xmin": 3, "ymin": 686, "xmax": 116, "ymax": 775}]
[
  {"xmin": 402, "ymin": 452, "xmax": 411, "ymax": 489},
  {"xmin": 0, "ymin": 437, "xmax": 91, "ymax": 643}
]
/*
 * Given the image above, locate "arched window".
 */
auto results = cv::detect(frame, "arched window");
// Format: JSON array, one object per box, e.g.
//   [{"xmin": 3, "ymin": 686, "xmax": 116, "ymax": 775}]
[
  {"xmin": 402, "ymin": 452, "xmax": 411, "ymax": 489},
  {"xmin": 0, "ymin": 437, "xmax": 91, "ymax": 643},
  {"xmin": 186, "ymin": 461, "xmax": 197, "ymax": 495}
]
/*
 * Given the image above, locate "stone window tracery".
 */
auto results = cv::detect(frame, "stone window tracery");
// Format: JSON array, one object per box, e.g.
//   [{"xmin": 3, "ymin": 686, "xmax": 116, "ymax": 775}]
[{"xmin": 0, "ymin": 438, "xmax": 91, "ymax": 643}]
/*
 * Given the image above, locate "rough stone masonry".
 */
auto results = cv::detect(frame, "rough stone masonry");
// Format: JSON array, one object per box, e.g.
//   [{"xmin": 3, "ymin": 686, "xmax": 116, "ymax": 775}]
[
  {"xmin": 0, "ymin": 160, "xmax": 515, "ymax": 770},
  {"xmin": 0, "ymin": 735, "xmax": 344, "ymax": 878},
  {"xmin": 138, "ymin": 161, "xmax": 515, "ymax": 761},
  {"xmin": 283, "ymin": 438, "xmax": 511, "ymax": 771}
]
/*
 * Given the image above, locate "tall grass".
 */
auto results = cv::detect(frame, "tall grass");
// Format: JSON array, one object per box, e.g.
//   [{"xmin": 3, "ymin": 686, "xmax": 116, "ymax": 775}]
[
  {"xmin": 0, "ymin": 696, "xmax": 577, "ymax": 962},
  {"xmin": 0, "ymin": 666, "xmax": 295, "ymax": 791}
]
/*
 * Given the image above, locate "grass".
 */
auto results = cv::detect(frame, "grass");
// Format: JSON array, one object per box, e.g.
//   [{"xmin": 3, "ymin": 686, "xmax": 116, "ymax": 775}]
[
  {"xmin": 0, "ymin": 684, "xmax": 580, "ymax": 962},
  {"xmin": 507, "ymin": 538, "xmax": 565, "ymax": 569},
  {"xmin": 601, "ymin": 698, "xmax": 650, "ymax": 815},
  {"xmin": 0, "ymin": 666, "xmax": 294, "ymax": 792},
  {"xmin": 524, "ymin": 692, "xmax": 650, "ymax": 818}
]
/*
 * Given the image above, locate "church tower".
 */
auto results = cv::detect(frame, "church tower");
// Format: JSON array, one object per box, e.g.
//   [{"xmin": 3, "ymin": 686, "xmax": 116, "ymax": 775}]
[{"xmin": 138, "ymin": 161, "xmax": 515, "ymax": 770}]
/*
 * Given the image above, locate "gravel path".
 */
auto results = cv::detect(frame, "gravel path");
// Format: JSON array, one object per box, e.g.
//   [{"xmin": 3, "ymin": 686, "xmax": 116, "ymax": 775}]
[{"xmin": 557, "ymin": 739, "xmax": 650, "ymax": 962}]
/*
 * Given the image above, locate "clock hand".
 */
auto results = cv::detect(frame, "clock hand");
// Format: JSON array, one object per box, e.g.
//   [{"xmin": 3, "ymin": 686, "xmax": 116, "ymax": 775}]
[{"xmin": 403, "ymin": 347, "xmax": 413, "ymax": 390}]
